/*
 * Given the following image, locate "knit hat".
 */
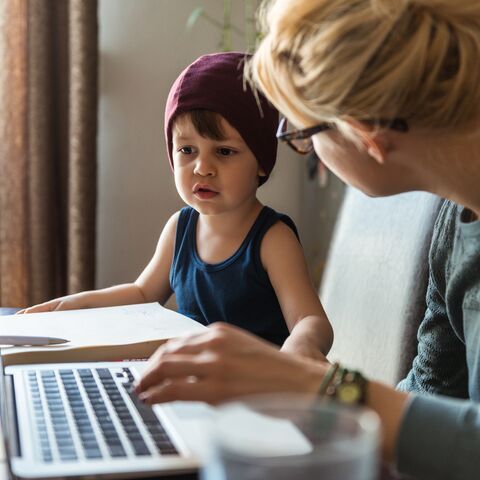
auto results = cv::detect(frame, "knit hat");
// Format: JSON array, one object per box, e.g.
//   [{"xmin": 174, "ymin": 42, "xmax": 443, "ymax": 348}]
[{"xmin": 165, "ymin": 52, "xmax": 279, "ymax": 185}]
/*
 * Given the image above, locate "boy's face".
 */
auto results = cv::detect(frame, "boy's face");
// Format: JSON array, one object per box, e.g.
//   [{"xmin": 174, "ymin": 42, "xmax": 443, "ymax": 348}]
[{"xmin": 172, "ymin": 114, "xmax": 265, "ymax": 215}]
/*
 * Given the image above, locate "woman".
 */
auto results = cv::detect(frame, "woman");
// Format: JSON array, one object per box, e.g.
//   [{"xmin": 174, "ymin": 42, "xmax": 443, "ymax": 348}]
[{"xmin": 136, "ymin": 1, "xmax": 480, "ymax": 478}]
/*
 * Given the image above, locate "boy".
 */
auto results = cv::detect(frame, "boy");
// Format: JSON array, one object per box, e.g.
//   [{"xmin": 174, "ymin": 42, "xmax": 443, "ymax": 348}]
[{"xmin": 20, "ymin": 52, "xmax": 333, "ymax": 360}]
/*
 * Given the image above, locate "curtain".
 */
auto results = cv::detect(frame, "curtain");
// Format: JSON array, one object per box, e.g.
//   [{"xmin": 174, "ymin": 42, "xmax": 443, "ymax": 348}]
[{"xmin": 0, "ymin": 0, "xmax": 98, "ymax": 307}]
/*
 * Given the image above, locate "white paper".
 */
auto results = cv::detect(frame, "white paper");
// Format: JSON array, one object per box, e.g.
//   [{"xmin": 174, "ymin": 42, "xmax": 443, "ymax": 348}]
[{"xmin": 0, "ymin": 303, "xmax": 206, "ymax": 356}]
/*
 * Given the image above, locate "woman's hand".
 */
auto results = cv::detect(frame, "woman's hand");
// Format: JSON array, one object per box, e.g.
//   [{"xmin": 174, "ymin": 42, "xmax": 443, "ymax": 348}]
[
  {"xmin": 135, "ymin": 323, "xmax": 329, "ymax": 405},
  {"xmin": 16, "ymin": 293, "xmax": 89, "ymax": 314}
]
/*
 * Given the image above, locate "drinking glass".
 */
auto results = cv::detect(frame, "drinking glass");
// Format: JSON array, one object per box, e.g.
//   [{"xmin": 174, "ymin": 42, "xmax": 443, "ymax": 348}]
[{"xmin": 201, "ymin": 394, "xmax": 380, "ymax": 480}]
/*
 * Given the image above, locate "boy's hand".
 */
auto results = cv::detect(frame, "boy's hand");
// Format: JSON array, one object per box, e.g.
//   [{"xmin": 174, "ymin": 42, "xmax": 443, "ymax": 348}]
[{"xmin": 16, "ymin": 294, "xmax": 87, "ymax": 314}]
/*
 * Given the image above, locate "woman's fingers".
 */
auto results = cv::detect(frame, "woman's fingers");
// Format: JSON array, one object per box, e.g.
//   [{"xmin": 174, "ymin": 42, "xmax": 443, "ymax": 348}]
[
  {"xmin": 136, "ymin": 352, "xmax": 223, "ymax": 393},
  {"xmin": 155, "ymin": 333, "xmax": 217, "ymax": 356},
  {"xmin": 148, "ymin": 323, "xmax": 255, "ymax": 366},
  {"xmin": 137, "ymin": 324, "xmax": 263, "ymax": 392},
  {"xmin": 139, "ymin": 378, "xmax": 232, "ymax": 405}
]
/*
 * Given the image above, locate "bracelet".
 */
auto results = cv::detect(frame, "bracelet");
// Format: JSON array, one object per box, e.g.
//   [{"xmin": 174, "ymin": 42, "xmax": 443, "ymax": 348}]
[
  {"xmin": 318, "ymin": 362, "xmax": 339, "ymax": 396},
  {"xmin": 318, "ymin": 362, "xmax": 368, "ymax": 406}
]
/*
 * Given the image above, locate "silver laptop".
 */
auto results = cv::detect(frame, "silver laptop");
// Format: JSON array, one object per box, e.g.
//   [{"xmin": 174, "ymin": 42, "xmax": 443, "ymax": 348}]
[{"xmin": 1, "ymin": 360, "xmax": 216, "ymax": 479}]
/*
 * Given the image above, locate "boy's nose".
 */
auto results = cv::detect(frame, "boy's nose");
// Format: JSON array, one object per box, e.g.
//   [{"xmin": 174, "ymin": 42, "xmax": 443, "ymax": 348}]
[{"xmin": 193, "ymin": 157, "xmax": 216, "ymax": 176}]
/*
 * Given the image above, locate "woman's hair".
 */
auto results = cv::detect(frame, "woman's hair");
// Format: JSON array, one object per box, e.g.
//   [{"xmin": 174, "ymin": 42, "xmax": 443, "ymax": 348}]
[{"xmin": 248, "ymin": 0, "xmax": 480, "ymax": 135}]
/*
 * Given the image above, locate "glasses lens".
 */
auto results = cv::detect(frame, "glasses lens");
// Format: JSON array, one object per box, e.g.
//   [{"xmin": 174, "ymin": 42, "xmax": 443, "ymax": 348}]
[
  {"xmin": 279, "ymin": 117, "xmax": 289, "ymax": 134},
  {"xmin": 280, "ymin": 118, "xmax": 314, "ymax": 154}
]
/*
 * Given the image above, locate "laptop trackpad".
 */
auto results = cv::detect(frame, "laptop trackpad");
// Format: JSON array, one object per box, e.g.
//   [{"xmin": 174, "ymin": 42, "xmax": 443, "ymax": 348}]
[
  {"xmin": 160, "ymin": 401, "xmax": 312, "ymax": 459},
  {"xmin": 159, "ymin": 402, "xmax": 216, "ymax": 459}
]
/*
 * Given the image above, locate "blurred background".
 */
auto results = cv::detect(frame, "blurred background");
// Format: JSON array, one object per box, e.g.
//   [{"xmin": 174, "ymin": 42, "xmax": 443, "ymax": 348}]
[{"xmin": 0, "ymin": 0, "xmax": 345, "ymax": 308}]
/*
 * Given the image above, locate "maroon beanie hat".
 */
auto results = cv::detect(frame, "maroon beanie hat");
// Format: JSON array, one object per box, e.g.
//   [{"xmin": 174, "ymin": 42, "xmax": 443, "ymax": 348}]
[{"xmin": 165, "ymin": 52, "xmax": 279, "ymax": 185}]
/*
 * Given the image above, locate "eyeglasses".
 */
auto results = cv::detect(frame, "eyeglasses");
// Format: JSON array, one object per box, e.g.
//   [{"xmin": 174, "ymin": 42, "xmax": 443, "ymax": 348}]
[{"xmin": 276, "ymin": 117, "xmax": 409, "ymax": 155}]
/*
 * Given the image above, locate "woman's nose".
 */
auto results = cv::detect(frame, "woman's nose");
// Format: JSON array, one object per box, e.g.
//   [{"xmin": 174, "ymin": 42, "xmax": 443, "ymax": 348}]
[{"xmin": 193, "ymin": 156, "xmax": 215, "ymax": 176}]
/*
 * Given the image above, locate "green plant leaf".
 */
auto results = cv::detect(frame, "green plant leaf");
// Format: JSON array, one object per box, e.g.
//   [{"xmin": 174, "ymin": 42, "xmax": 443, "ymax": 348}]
[{"xmin": 186, "ymin": 7, "xmax": 204, "ymax": 31}]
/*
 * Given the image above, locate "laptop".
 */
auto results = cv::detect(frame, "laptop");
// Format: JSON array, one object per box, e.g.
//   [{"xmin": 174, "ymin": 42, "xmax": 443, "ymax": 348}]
[{"xmin": 0, "ymin": 359, "xmax": 217, "ymax": 479}]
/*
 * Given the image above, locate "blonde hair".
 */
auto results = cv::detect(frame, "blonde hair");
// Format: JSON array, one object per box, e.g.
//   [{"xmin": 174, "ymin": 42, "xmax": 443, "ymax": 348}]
[{"xmin": 248, "ymin": 0, "xmax": 480, "ymax": 136}]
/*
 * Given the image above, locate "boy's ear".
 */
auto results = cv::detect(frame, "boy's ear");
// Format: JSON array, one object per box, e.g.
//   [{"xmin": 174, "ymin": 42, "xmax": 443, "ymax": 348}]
[{"xmin": 345, "ymin": 119, "xmax": 390, "ymax": 165}]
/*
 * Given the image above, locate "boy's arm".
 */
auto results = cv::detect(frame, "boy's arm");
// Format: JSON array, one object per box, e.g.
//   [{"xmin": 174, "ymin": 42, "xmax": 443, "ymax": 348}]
[
  {"xmin": 18, "ymin": 212, "xmax": 179, "ymax": 314},
  {"xmin": 133, "ymin": 211, "xmax": 179, "ymax": 303},
  {"xmin": 17, "ymin": 283, "xmax": 148, "ymax": 314},
  {"xmin": 260, "ymin": 221, "xmax": 333, "ymax": 360},
  {"xmin": 281, "ymin": 314, "xmax": 332, "ymax": 360}
]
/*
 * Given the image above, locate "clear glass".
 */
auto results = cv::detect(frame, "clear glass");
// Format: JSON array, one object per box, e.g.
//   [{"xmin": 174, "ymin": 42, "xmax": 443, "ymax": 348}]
[{"xmin": 201, "ymin": 394, "xmax": 380, "ymax": 480}]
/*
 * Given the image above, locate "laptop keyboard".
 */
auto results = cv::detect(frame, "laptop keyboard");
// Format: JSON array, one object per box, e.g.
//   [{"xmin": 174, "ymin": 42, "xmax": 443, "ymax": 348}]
[{"xmin": 26, "ymin": 367, "xmax": 178, "ymax": 463}]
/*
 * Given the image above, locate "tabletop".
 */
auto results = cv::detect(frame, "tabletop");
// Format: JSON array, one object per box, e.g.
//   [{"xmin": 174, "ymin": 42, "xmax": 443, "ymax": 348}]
[{"xmin": 0, "ymin": 306, "xmax": 401, "ymax": 480}]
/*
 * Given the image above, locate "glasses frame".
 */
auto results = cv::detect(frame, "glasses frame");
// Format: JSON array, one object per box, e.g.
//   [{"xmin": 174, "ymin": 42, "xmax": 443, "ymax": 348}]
[{"xmin": 276, "ymin": 117, "xmax": 409, "ymax": 155}]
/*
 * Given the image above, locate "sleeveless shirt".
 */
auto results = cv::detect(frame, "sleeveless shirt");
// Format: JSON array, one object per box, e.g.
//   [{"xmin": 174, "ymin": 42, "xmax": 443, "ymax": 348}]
[{"xmin": 169, "ymin": 206, "xmax": 298, "ymax": 346}]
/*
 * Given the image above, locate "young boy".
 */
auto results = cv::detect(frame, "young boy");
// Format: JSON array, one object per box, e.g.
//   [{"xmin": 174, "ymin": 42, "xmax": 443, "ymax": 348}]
[{"xmin": 19, "ymin": 52, "xmax": 333, "ymax": 360}]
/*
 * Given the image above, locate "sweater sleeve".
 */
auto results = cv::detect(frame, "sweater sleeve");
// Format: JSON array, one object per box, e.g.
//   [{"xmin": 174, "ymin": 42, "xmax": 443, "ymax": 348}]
[
  {"xmin": 396, "ymin": 394, "xmax": 480, "ymax": 479},
  {"xmin": 396, "ymin": 273, "xmax": 469, "ymax": 397},
  {"xmin": 397, "ymin": 201, "xmax": 469, "ymax": 398},
  {"xmin": 396, "ymin": 200, "xmax": 480, "ymax": 478}
]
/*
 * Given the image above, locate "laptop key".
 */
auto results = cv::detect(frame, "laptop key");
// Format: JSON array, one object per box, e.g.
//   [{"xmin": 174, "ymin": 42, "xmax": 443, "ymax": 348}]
[
  {"xmin": 27, "ymin": 367, "xmax": 186, "ymax": 465},
  {"xmin": 124, "ymin": 386, "xmax": 178, "ymax": 455},
  {"xmin": 108, "ymin": 444, "xmax": 126, "ymax": 458},
  {"xmin": 132, "ymin": 441, "xmax": 151, "ymax": 456},
  {"xmin": 84, "ymin": 448, "xmax": 102, "ymax": 459},
  {"xmin": 60, "ymin": 453, "xmax": 78, "ymax": 461}
]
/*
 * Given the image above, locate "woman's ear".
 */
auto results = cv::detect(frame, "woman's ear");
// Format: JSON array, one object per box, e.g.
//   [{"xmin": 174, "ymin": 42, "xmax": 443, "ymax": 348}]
[
  {"xmin": 345, "ymin": 119, "xmax": 390, "ymax": 164},
  {"xmin": 258, "ymin": 166, "xmax": 266, "ymax": 178}
]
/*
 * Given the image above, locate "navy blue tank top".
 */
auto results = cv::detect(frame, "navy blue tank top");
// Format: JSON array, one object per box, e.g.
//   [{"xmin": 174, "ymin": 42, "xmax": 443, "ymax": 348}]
[{"xmin": 169, "ymin": 206, "xmax": 298, "ymax": 346}]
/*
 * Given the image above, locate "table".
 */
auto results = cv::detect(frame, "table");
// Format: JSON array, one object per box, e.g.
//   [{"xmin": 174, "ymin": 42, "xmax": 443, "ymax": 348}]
[{"xmin": 0, "ymin": 307, "xmax": 400, "ymax": 480}]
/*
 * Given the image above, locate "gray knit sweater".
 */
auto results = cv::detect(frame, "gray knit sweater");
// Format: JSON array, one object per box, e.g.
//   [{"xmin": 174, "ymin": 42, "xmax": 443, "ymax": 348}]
[{"xmin": 396, "ymin": 200, "xmax": 480, "ymax": 479}]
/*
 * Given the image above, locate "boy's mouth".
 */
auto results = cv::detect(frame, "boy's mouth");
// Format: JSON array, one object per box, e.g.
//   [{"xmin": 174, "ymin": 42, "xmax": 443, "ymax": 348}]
[{"xmin": 193, "ymin": 184, "xmax": 219, "ymax": 200}]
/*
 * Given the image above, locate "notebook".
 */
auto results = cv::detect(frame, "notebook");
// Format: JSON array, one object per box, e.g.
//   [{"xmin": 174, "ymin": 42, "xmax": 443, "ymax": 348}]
[{"xmin": 0, "ymin": 302, "xmax": 207, "ymax": 367}]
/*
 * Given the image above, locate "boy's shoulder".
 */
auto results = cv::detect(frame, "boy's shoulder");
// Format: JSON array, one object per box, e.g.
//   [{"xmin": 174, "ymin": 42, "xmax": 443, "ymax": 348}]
[
  {"xmin": 161, "ymin": 209, "xmax": 184, "ymax": 238},
  {"xmin": 261, "ymin": 206, "xmax": 299, "ymax": 241},
  {"xmin": 259, "ymin": 209, "xmax": 304, "ymax": 268},
  {"xmin": 259, "ymin": 206, "xmax": 300, "ymax": 248},
  {"xmin": 173, "ymin": 206, "xmax": 196, "ymax": 225},
  {"xmin": 167, "ymin": 209, "xmax": 183, "ymax": 225}
]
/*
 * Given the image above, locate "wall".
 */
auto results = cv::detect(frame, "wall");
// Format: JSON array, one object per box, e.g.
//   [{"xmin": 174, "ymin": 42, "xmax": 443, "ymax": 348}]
[{"xmin": 97, "ymin": 0, "xmax": 340, "ymax": 292}]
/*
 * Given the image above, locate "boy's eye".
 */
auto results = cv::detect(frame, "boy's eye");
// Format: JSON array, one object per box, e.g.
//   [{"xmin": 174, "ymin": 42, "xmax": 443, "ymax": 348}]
[
  {"xmin": 218, "ymin": 147, "xmax": 235, "ymax": 156},
  {"xmin": 179, "ymin": 146, "xmax": 194, "ymax": 155}
]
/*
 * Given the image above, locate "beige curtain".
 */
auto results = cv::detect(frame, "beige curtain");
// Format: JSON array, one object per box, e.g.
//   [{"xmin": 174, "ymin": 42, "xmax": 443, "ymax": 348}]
[{"xmin": 0, "ymin": 0, "xmax": 98, "ymax": 307}]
